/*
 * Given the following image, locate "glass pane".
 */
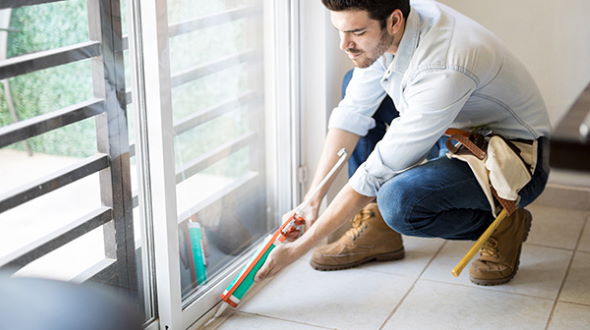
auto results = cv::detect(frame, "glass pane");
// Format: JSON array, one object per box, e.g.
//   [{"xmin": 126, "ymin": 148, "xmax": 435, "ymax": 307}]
[
  {"xmin": 167, "ymin": 0, "xmax": 257, "ymax": 25},
  {"xmin": 0, "ymin": 117, "xmax": 97, "ymax": 196},
  {"xmin": 169, "ymin": 19, "xmax": 251, "ymax": 71},
  {"xmin": 167, "ymin": 0, "xmax": 272, "ymax": 302},
  {"xmin": 1, "ymin": 0, "xmax": 89, "ymax": 58},
  {"xmin": 0, "ymin": 60, "xmax": 94, "ymax": 122}
]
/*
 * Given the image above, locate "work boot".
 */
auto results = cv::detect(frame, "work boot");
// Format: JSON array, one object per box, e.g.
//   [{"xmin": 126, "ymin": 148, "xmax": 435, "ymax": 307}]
[
  {"xmin": 469, "ymin": 208, "xmax": 533, "ymax": 286},
  {"xmin": 310, "ymin": 203, "xmax": 404, "ymax": 271}
]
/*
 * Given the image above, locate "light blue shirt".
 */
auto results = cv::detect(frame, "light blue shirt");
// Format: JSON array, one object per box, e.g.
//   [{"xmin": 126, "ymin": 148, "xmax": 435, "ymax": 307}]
[{"xmin": 329, "ymin": 0, "xmax": 551, "ymax": 197}]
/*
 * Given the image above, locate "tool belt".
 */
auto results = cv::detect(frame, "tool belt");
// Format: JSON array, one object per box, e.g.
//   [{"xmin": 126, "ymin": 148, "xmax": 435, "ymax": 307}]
[{"xmin": 444, "ymin": 128, "xmax": 538, "ymax": 216}]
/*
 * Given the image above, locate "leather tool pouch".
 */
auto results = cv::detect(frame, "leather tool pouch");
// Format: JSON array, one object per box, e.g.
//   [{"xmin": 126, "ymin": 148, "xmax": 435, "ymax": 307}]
[{"xmin": 445, "ymin": 129, "xmax": 537, "ymax": 216}]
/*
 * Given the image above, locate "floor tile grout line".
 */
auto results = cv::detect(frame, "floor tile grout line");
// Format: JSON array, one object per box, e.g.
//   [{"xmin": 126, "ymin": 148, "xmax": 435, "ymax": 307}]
[
  {"xmin": 216, "ymin": 210, "xmax": 589, "ymax": 329},
  {"xmin": 542, "ymin": 182, "xmax": 590, "ymax": 193},
  {"xmin": 234, "ymin": 311, "xmax": 337, "ymax": 329},
  {"xmin": 351, "ymin": 267, "xmax": 431, "ymax": 280},
  {"xmin": 524, "ymin": 242, "xmax": 577, "ymax": 252},
  {"xmin": 376, "ymin": 240, "xmax": 449, "ymax": 330},
  {"xmin": 419, "ymin": 278, "xmax": 555, "ymax": 302},
  {"xmin": 555, "ymin": 300, "xmax": 590, "ymax": 308},
  {"xmin": 529, "ymin": 202, "xmax": 590, "ymax": 211},
  {"xmin": 543, "ymin": 215, "xmax": 588, "ymax": 330}
]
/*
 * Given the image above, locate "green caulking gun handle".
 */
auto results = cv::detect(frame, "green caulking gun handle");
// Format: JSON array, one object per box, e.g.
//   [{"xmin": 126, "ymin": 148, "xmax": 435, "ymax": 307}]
[
  {"xmin": 234, "ymin": 243, "xmax": 276, "ymax": 300},
  {"xmin": 240, "ymin": 244, "xmax": 275, "ymax": 299},
  {"xmin": 221, "ymin": 235, "xmax": 278, "ymax": 307}
]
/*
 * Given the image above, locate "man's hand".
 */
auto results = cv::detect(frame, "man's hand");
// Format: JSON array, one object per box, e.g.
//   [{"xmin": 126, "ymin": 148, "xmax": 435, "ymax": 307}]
[
  {"xmin": 254, "ymin": 242, "xmax": 302, "ymax": 282},
  {"xmin": 254, "ymin": 184, "xmax": 373, "ymax": 282},
  {"xmin": 284, "ymin": 203, "xmax": 319, "ymax": 241}
]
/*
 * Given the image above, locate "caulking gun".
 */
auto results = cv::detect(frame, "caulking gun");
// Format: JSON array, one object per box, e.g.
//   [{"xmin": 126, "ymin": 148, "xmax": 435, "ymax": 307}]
[{"xmin": 219, "ymin": 148, "xmax": 348, "ymax": 308}]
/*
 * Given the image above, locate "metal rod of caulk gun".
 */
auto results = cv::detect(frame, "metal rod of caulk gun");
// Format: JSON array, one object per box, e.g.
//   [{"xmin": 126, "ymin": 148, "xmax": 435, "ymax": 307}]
[{"xmin": 292, "ymin": 147, "xmax": 348, "ymax": 217}]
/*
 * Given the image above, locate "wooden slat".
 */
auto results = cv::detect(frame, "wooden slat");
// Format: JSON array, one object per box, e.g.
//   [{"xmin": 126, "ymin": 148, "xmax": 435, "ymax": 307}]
[
  {"xmin": 170, "ymin": 50, "xmax": 256, "ymax": 88},
  {"xmin": 173, "ymin": 91, "xmax": 257, "ymax": 135},
  {"xmin": 0, "ymin": 0, "xmax": 65, "ymax": 10},
  {"xmin": 0, "ymin": 98, "xmax": 105, "ymax": 148},
  {"xmin": 0, "ymin": 154, "xmax": 110, "ymax": 213},
  {"xmin": 175, "ymin": 132, "xmax": 256, "ymax": 184},
  {"xmin": 0, "ymin": 207, "xmax": 113, "ymax": 271},
  {"xmin": 168, "ymin": 6, "xmax": 261, "ymax": 37},
  {"xmin": 90, "ymin": 259, "xmax": 119, "ymax": 287},
  {"xmin": 72, "ymin": 258, "xmax": 116, "ymax": 283},
  {"xmin": 0, "ymin": 41, "xmax": 101, "ymax": 80}
]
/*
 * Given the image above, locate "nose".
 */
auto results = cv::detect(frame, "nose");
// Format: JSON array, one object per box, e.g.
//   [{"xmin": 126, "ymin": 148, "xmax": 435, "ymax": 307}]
[{"xmin": 339, "ymin": 33, "xmax": 354, "ymax": 51}]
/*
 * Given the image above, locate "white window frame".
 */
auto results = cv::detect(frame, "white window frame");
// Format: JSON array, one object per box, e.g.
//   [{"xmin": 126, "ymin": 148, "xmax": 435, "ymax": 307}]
[{"xmin": 134, "ymin": 0, "xmax": 299, "ymax": 328}]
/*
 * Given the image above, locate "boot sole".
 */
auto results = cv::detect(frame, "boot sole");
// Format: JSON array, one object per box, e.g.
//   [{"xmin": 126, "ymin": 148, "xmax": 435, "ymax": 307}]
[
  {"xmin": 470, "ymin": 211, "xmax": 533, "ymax": 286},
  {"xmin": 310, "ymin": 248, "xmax": 405, "ymax": 271}
]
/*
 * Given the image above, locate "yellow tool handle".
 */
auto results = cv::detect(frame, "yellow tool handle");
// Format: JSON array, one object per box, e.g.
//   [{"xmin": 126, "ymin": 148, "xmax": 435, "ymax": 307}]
[{"xmin": 451, "ymin": 208, "xmax": 509, "ymax": 277}]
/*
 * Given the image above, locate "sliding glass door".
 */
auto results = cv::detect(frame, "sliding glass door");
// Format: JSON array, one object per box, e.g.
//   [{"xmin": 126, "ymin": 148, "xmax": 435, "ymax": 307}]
[
  {"xmin": 133, "ymin": 0, "xmax": 298, "ymax": 328},
  {"xmin": 0, "ymin": 0, "xmax": 297, "ymax": 328}
]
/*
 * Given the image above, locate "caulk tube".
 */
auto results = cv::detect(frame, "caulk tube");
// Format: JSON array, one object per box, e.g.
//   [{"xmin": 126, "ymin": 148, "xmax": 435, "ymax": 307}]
[
  {"xmin": 219, "ymin": 222, "xmax": 290, "ymax": 307},
  {"xmin": 188, "ymin": 222, "xmax": 207, "ymax": 284},
  {"xmin": 219, "ymin": 148, "xmax": 347, "ymax": 308},
  {"xmin": 220, "ymin": 235, "xmax": 277, "ymax": 307}
]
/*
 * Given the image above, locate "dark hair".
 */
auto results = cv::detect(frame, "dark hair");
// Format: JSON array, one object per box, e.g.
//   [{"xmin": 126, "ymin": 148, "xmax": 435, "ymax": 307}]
[{"xmin": 322, "ymin": 0, "xmax": 410, "ymax": 29}]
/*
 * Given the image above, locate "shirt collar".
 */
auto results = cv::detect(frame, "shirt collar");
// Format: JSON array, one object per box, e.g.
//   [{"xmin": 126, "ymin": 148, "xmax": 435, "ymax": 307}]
[{"xmin": 390, "ymin": 7, "xmax": 421, "ymax": 74}]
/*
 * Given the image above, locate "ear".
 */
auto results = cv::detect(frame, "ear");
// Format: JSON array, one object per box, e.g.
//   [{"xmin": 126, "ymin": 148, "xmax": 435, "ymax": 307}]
[{"xmin": 387, "ymin": 9, "xmax": 404, "ymax": 34}]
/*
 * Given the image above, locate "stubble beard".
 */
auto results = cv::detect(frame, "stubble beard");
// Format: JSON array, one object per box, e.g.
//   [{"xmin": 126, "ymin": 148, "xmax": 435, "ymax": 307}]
[{"xmin": 351, "ymin": 29, "xmax": 394, "ymax": 68}]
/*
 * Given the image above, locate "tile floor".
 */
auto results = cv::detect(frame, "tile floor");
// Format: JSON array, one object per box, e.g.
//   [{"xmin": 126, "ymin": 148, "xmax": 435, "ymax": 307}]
[{"xmin": 210, "ymin": 200, "xmax": 590, "ymax": 330}]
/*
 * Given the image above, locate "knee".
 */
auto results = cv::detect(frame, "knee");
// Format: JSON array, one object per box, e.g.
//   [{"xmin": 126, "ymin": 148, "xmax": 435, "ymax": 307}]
[{"xmin": 376, "ymin": 179, "xmax": 419, "ymax": 235}]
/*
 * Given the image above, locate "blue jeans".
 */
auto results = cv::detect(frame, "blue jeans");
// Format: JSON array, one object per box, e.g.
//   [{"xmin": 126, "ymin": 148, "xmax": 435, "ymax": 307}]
[{"xmin": 342, "ymin": 70, "xmax": 550, "ymax": 240}]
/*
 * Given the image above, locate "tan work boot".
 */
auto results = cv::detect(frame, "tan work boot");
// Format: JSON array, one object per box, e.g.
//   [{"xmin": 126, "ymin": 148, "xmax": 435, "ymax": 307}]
[
  {"xmin": 310, "ymin": 203, "xmax": 404, "ymax": 271},
  {"xmin": 470, "ymin": 208, "xmax": 533, "ymax": 286}
]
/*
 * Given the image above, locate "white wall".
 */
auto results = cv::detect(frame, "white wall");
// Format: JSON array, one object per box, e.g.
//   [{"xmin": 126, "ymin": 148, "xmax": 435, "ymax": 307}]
[
  {"xmin": 299, "ymin": 1, "xmax": 352, "ymax": 202},
  {"xmin": 438, "ymin": 0, "xmax": 590, "ymax": 126}
]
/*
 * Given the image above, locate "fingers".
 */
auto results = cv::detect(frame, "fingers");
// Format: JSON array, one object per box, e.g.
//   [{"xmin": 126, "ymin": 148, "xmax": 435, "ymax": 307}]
[
  {"xmin": 285, "ymin": 231, "xmax": 300, "ymax": 242},
  {"xmin": 254, "ymin": 260, "xmax": 273, "ymax": 282}
]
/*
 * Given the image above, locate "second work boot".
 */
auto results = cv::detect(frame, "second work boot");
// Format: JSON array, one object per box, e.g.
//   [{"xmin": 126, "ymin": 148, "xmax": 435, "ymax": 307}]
[
  {"xmin": 469, "ymin": 208, "xmax": 533, "ymax": 286},
  {"xmin": 310, "ymin": 203, "xmax": 405, "ymax": 271}
]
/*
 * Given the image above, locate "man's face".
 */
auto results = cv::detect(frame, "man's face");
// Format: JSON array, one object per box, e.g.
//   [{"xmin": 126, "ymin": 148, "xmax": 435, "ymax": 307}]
[{"xmin": 331, "ymin": 10, "xmax": 395, "ymax": 68}]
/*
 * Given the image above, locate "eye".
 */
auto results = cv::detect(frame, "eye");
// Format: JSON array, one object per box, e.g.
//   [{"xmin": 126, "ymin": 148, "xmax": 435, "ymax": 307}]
[{"xmin": 354, "ymin": 31, "xmax": 366, "ymax": 36}]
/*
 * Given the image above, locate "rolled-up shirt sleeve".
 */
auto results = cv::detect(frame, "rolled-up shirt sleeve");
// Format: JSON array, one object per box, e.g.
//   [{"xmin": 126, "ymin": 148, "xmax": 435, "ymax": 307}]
[
  {"xmin": 328, "ymin": 60, "xmax": 388, "ymax": 136},
  {"xmin": 349, "ymin": 69, "xmax": 478, "ymax": 196}
]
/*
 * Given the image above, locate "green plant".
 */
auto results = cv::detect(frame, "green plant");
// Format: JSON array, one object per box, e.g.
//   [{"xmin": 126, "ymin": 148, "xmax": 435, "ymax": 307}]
[{"xmin": 0, "ymin": 0, "xmax": 96, "ymax": 158}]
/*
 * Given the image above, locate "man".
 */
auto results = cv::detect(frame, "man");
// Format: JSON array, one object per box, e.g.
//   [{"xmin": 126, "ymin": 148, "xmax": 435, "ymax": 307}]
[{"xmin": 256, "ymin": 0, "xmax": 550, "ymax": 286}]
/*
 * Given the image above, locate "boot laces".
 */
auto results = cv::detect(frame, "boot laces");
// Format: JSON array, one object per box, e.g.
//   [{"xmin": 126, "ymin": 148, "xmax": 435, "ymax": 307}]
[
  {"xmin": 348, "ymin": 208, "xmax": 375, "ymax": 240},
  {"xmin": 480, "ymin": 237, "xmax": 499, "ymax": 258}
]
